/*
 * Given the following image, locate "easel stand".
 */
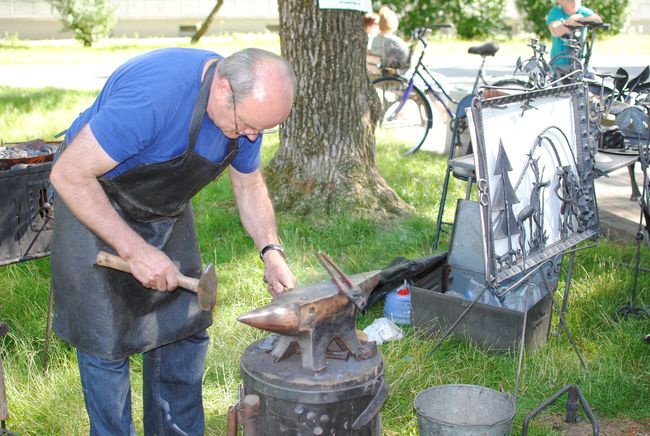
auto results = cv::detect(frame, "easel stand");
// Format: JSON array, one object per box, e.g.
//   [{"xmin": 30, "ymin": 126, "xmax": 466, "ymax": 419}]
[
  {"xmin": 615, "ymin": 139, "xmax": 650, "ymax": 320},
  {"xmin": 522, "ymin": 384, "xmax": 599, "ymax": 435},
  {"xmin": 424, "ymin": 242, "xmax": 598, "ymax": 431}
]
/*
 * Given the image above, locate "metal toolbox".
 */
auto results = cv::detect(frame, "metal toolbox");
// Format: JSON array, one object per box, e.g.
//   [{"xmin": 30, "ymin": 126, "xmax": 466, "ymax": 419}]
[
  {"xmin": 412, "ymin": 200, "xmax": 560, "ymax": 351},
  {"xmin": 411, "ymin": 285, "xmax": 553, "ymax": 351}
]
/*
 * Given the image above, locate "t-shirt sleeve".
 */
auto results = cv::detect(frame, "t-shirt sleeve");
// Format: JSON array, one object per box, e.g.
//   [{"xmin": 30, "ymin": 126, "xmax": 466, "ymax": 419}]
[
  {"xmin": 546, "ymin": 7, "xmax": 564, "ymax": 25},
  {"xmin": 579, "ymin": 6, "xmax": 595, "ymax": 17},
  {"xmin": 230, "ymin": 135, "xmax": 262, "ymax": 173},
  {"xmin": 88, "ymin": 87, "xmax": 156, "ymax": 163}
]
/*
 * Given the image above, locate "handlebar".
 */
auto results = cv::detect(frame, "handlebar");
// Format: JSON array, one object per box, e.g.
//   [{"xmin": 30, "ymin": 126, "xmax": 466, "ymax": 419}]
[
  {"xmin": 564, "ymin": 21, "xmax": 610, "ymax": 31},
  {"xmin": 412, "ymin": 24, "xmax": 453, "ymax": 40}
]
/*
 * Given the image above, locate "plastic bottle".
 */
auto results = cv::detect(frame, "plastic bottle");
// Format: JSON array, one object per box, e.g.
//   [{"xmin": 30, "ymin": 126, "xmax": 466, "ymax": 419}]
[{"xmin": 383, "ymin": 280, "xmax": 412, "ymax": 325}]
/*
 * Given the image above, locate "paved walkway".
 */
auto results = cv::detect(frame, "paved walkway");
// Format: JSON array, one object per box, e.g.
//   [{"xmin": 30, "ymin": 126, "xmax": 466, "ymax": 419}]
[{"xmin": 594, "ymin": 159, "xmax": 645, "ymax": 241}]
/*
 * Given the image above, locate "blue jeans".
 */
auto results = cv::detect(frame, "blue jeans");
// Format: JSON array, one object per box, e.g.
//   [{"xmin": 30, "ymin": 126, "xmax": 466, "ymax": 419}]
[{"xmin": 77, "ymin": 330, "xmax": 209, "ymax": 436}]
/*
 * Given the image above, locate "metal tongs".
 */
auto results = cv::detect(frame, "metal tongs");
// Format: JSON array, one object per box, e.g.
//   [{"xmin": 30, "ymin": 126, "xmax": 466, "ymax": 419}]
[{"xmin": 315, "ymin": 252, "xmax": 368, "ymax": 310}]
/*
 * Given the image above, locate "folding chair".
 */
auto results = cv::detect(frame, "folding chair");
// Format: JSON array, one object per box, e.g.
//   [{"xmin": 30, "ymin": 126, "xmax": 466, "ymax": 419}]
[{"xmin": 433, "ymin": 94, "xmax": 476, "ymax": 251}]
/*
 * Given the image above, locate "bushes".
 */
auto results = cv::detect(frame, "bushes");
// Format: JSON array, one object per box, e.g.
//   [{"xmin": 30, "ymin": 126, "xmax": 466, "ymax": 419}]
[
  {"xmin": 375, "ymin": 0, "xmax": 629, "ymax": 40},
  {"xmin": 375, "ymin": 0, "xmax": 509, "ymax": 39},
  {"xmin": 516, "ymin": 0, "xmax": 629, "ymax": 37},
  {"xmin": 50, "ymin": 0, "xmax": 116, "ymax": 47}
]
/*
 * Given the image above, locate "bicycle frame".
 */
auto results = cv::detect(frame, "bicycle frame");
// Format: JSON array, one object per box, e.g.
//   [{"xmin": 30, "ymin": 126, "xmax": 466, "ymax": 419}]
[{"xmin": 390, "ymin": 32, "xmax": 461, "ymax": 121}]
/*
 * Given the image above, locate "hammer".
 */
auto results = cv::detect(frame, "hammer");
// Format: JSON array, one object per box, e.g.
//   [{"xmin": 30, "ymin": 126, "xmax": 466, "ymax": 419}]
[{"xmin": 96, "ymin": 251, "xmax": 217, "ymax": 311}]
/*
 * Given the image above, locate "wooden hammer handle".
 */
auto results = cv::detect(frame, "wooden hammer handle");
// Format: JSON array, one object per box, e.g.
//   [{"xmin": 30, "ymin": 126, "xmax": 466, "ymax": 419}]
[{"xmin": 96, "ymin": 251, "xmax": 199, "ymax": 292}]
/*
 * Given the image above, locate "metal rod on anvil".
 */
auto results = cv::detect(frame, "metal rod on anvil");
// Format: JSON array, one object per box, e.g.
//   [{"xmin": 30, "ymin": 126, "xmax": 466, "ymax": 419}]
[
  {"xmin": 318, "ymin": 252, "xmax": 355, "ymax": 288},
  {"xmin": 315, "ymin": 252, "xmax": 368, "ymax": 310},
  {"xmin": 315, "ymin": 252, "xmax": 349, "ymax": 294}
]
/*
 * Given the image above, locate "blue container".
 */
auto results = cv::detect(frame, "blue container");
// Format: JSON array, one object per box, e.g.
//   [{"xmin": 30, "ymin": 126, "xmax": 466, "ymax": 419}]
[{"xmin": 384, "ymin": 283, "xmax": 412, "ymax": 325}]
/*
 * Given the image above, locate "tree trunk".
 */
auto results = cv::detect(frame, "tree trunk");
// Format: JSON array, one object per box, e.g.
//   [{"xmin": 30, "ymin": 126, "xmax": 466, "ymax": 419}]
[
  {"xmin": 266, "ymin": 0, "xmax": 412, "ymax": 217},
  {"xmin": 190, "ymin": 0, "xmax": 225, "ymax": 44}
]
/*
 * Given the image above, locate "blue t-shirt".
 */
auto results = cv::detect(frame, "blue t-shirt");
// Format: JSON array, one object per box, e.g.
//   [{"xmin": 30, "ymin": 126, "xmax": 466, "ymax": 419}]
[
  {"xmin": 66, "ymin": 48, "xmax": 262, "ymax": 178},
  {"xmin": 546, "ymin": 6, "xmax": 596, "ymax": 66}
]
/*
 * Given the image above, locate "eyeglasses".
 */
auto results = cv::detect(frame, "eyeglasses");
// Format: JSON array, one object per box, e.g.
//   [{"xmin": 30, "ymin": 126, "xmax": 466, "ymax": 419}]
[{"xmin": 230, "ymin": 85, "xmax": 281, "ymax": 137}]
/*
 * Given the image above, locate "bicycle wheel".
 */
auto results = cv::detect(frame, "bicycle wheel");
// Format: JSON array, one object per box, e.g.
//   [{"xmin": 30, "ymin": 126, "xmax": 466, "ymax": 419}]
[{"xmin": 372, "ymin": 76, "xmax": 433, "ymax": 155}]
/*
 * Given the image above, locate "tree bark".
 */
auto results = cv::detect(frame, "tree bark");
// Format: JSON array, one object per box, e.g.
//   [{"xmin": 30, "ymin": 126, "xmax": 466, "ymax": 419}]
[
  {"xmin": 266, "ymin": 0, "xmax": 412, "ymax": 217},
  {"xmin": 190, "ymin": 0, "xmax": 225, "ymax": 44}
]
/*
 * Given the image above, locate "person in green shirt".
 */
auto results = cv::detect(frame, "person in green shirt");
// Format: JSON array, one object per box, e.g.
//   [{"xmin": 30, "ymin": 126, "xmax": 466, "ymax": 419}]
[{"xmin": 546, "ymin": 0, "xmax": 602, "ymax": 68}]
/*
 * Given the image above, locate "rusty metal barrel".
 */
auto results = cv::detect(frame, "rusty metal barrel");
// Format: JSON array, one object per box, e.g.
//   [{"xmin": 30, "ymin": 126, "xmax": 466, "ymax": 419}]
[{"xmin": 240, "ymin": 337, "xmax": 387, "ymax": 435}]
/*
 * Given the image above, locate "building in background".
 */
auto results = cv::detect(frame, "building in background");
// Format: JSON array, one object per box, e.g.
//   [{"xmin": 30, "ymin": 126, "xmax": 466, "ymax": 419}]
[
  {"xmin": 1, "ymin": 0, "xmax": 649, "ymax": 39},
  {"xmin": 0, "ymin": 0, "xmax": 279, "ymax": 39}
]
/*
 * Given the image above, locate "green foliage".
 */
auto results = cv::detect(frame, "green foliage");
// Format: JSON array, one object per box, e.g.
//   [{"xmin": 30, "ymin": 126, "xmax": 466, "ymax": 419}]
[
  {"xmin": 516, "ymin": 0, "xmax": 629, "ymax": 37},
  {"xmin": 515, "ymin": 0, "xmax": 553, "ymax": 37},
  {"xmin": 372, "ymin": 0, "xmax": 446, "ymax": 39},
  {"xmin": 50, "ymin": 0, "xmax": 116, "ymax": 47},
  {"xmin": 590, "ymin": 0, "xmax": 629, "ymax": 34},
  {"xmin": 446, "ymin": 0, "xmax": 510, "ymax": 39},
  {"xmin": 373, "ymin": 0, "xmax": 509, "ymax": 39}
]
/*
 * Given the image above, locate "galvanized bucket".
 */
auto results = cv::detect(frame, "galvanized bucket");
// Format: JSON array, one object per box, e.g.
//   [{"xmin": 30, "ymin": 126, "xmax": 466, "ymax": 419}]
[{"xmin": 413, "ymin": 384, "xmax": 515, "ymax": 435}]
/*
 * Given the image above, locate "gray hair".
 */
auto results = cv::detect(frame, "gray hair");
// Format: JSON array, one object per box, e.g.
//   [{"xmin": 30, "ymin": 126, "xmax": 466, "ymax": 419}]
[{"xmin": 217, "ymin": 48, "xmax": 296, "ymax": 103}]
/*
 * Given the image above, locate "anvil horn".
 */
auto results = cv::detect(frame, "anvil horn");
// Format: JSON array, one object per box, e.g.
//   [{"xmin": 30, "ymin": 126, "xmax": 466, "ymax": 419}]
[{"xmin": 237, "ymin": 304, "xmax": 300, "ymax": 335}]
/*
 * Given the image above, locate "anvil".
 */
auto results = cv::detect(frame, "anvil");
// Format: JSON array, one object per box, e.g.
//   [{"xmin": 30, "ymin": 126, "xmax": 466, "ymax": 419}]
[{"xmin": 238, "ymin": 254, "xmax": 382, "ymax": 373}]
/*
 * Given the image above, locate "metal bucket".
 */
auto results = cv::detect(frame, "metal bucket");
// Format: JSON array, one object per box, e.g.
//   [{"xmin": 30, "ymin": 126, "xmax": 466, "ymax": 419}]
[{"xmin": 414, "ymin": 384, "xmax": 515, "ymax": 435}]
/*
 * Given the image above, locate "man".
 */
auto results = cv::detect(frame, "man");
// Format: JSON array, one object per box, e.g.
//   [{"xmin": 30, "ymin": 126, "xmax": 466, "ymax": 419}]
[
  {"xmin": 49, "ymin": 47, "xmax": 297, "ymax": 435},
  {"xmin": 546, "ymin": 0, "xmax": 602, "ymax": 69}
]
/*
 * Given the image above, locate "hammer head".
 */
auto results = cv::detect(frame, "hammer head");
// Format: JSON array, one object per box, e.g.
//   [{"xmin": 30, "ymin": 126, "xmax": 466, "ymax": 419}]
[{"xmin": 197, "ymin": 263, "xmax": 217, "ymax": 311}]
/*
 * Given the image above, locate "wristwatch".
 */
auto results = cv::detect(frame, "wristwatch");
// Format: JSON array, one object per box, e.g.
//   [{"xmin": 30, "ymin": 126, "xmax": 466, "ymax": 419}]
[{"xmin": 259, "ymin": 243, "xmax": 285, "ymax": 261}]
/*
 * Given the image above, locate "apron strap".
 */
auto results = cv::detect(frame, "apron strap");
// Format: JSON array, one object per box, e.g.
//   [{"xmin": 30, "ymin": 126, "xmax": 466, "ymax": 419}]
[{"xmin": 188, "ymin": 60, "xmax": 219, "ymax": 152}]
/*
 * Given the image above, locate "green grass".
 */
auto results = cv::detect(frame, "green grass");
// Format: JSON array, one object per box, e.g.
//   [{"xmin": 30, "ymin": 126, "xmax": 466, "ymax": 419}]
[{"xmin": 0, "ymin": 37, "xmax": 648, "ymax": 435}]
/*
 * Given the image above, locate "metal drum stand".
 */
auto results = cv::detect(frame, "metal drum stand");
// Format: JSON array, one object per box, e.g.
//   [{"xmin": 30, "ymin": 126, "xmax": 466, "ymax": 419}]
[{"xmin": 0, "ymin": 322, "xmax": 17, "ymax": 436}]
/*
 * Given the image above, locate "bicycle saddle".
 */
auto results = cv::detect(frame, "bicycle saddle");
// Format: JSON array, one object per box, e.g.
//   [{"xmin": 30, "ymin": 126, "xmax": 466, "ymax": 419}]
[{"xmin": 467, "ymin": 41, "xmax": 499, "ymax": 57}]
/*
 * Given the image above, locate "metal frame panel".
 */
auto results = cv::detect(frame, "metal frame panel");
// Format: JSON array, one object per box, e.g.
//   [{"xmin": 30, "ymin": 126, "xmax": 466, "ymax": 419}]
[{"xmin": 470, "ymin": 84, "xmax": 599, "ymax": 284}]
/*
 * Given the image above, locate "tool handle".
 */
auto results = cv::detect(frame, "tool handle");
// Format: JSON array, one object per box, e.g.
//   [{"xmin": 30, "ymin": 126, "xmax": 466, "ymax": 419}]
[
  {"xmin": 226, "ymin": 404, "xmax": 238, "ymax": 436},
  {"xmin": 96, "ymin": 251, "xmax": 132, "ymax": 273},
  {"xmin": 176, "ymin": 275, "xmax": 199, "ymax": 293},
  {"xmin": 96, "ymin": 251, "xmax": 198, "ymax": 293}
]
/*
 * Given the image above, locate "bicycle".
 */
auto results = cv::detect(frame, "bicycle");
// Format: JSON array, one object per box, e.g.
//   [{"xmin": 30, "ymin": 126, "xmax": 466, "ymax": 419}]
[
  {"xmin": 372, "ymin": 27, "xmax": 525, "ymax": 157},
  {"xmin": 509, "ymin": 21, "xmax": 610, "ymax": 90}
]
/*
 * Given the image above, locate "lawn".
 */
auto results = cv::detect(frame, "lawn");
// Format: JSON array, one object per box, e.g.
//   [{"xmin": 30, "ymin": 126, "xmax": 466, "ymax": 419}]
[{"xmin": 0, "ymin": 34, "xmax": 648, "ymax": 435}]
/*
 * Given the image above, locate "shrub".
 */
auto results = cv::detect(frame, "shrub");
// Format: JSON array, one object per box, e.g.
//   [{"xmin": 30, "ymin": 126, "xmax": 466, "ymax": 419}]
[
  {"xmin": 374, "ymin": 0, "xmax": 508, "ymax": 40},
  {"xmin": 446, "ymin": 0, "xmax": 509, "ymax": 39},
  {"xmin": 51, "ymin": 0, "xmax": 117, "ymax": 47},
  {"xmin": 516, "ymin": 0, "xmax": 629, "ymax": 38}
]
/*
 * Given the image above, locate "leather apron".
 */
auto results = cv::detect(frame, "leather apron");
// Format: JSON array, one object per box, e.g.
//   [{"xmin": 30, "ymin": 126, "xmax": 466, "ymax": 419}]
[{"xmin": 51, "ymin": 61, "xmax": 238, "ymax": 360}]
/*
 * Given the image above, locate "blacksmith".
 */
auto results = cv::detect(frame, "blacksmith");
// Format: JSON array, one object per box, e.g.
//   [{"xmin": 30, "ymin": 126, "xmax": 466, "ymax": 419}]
[{"xmin": 49, "ymin": 47, "xmax": 297, "ymax": 434}]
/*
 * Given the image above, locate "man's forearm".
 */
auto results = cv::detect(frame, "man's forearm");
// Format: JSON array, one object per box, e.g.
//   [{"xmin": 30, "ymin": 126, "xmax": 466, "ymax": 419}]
[
  {"xmin": 229, "ymin": 168, "xmax": 281, "ymax": 250},
  {"xmin": 50, "ymin": 126, "xmax": 148, "ymax": 259},
  {"xmin": 53, "ymin": 173, "xmax": 146, "ymax": 258}
]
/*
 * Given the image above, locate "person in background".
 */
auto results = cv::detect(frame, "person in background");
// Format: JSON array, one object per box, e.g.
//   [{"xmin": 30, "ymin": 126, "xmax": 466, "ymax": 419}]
[
  {"xmin": 368, "ymin": 6, "xmax": 410, "ymax": 73},
  {"xmin": 364, "ymin": 12, "xmax": 380, "ymax": 49},
  {"xmin": 546, "ymin": 0, "xmax": 602, "ymax": 70}
]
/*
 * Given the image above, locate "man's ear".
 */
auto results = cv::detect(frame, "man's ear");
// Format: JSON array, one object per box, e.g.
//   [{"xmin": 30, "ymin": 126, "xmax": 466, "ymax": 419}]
[{"xmin": 215, "ymin": 77, "xmax": 231, "ymax": 96}]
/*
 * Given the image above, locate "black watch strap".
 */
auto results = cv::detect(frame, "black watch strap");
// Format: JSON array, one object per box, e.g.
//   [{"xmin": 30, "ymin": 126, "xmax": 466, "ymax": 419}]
[{"xmin": 260, "ymin": 243, "xmax": 285, "ymax": 261}]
